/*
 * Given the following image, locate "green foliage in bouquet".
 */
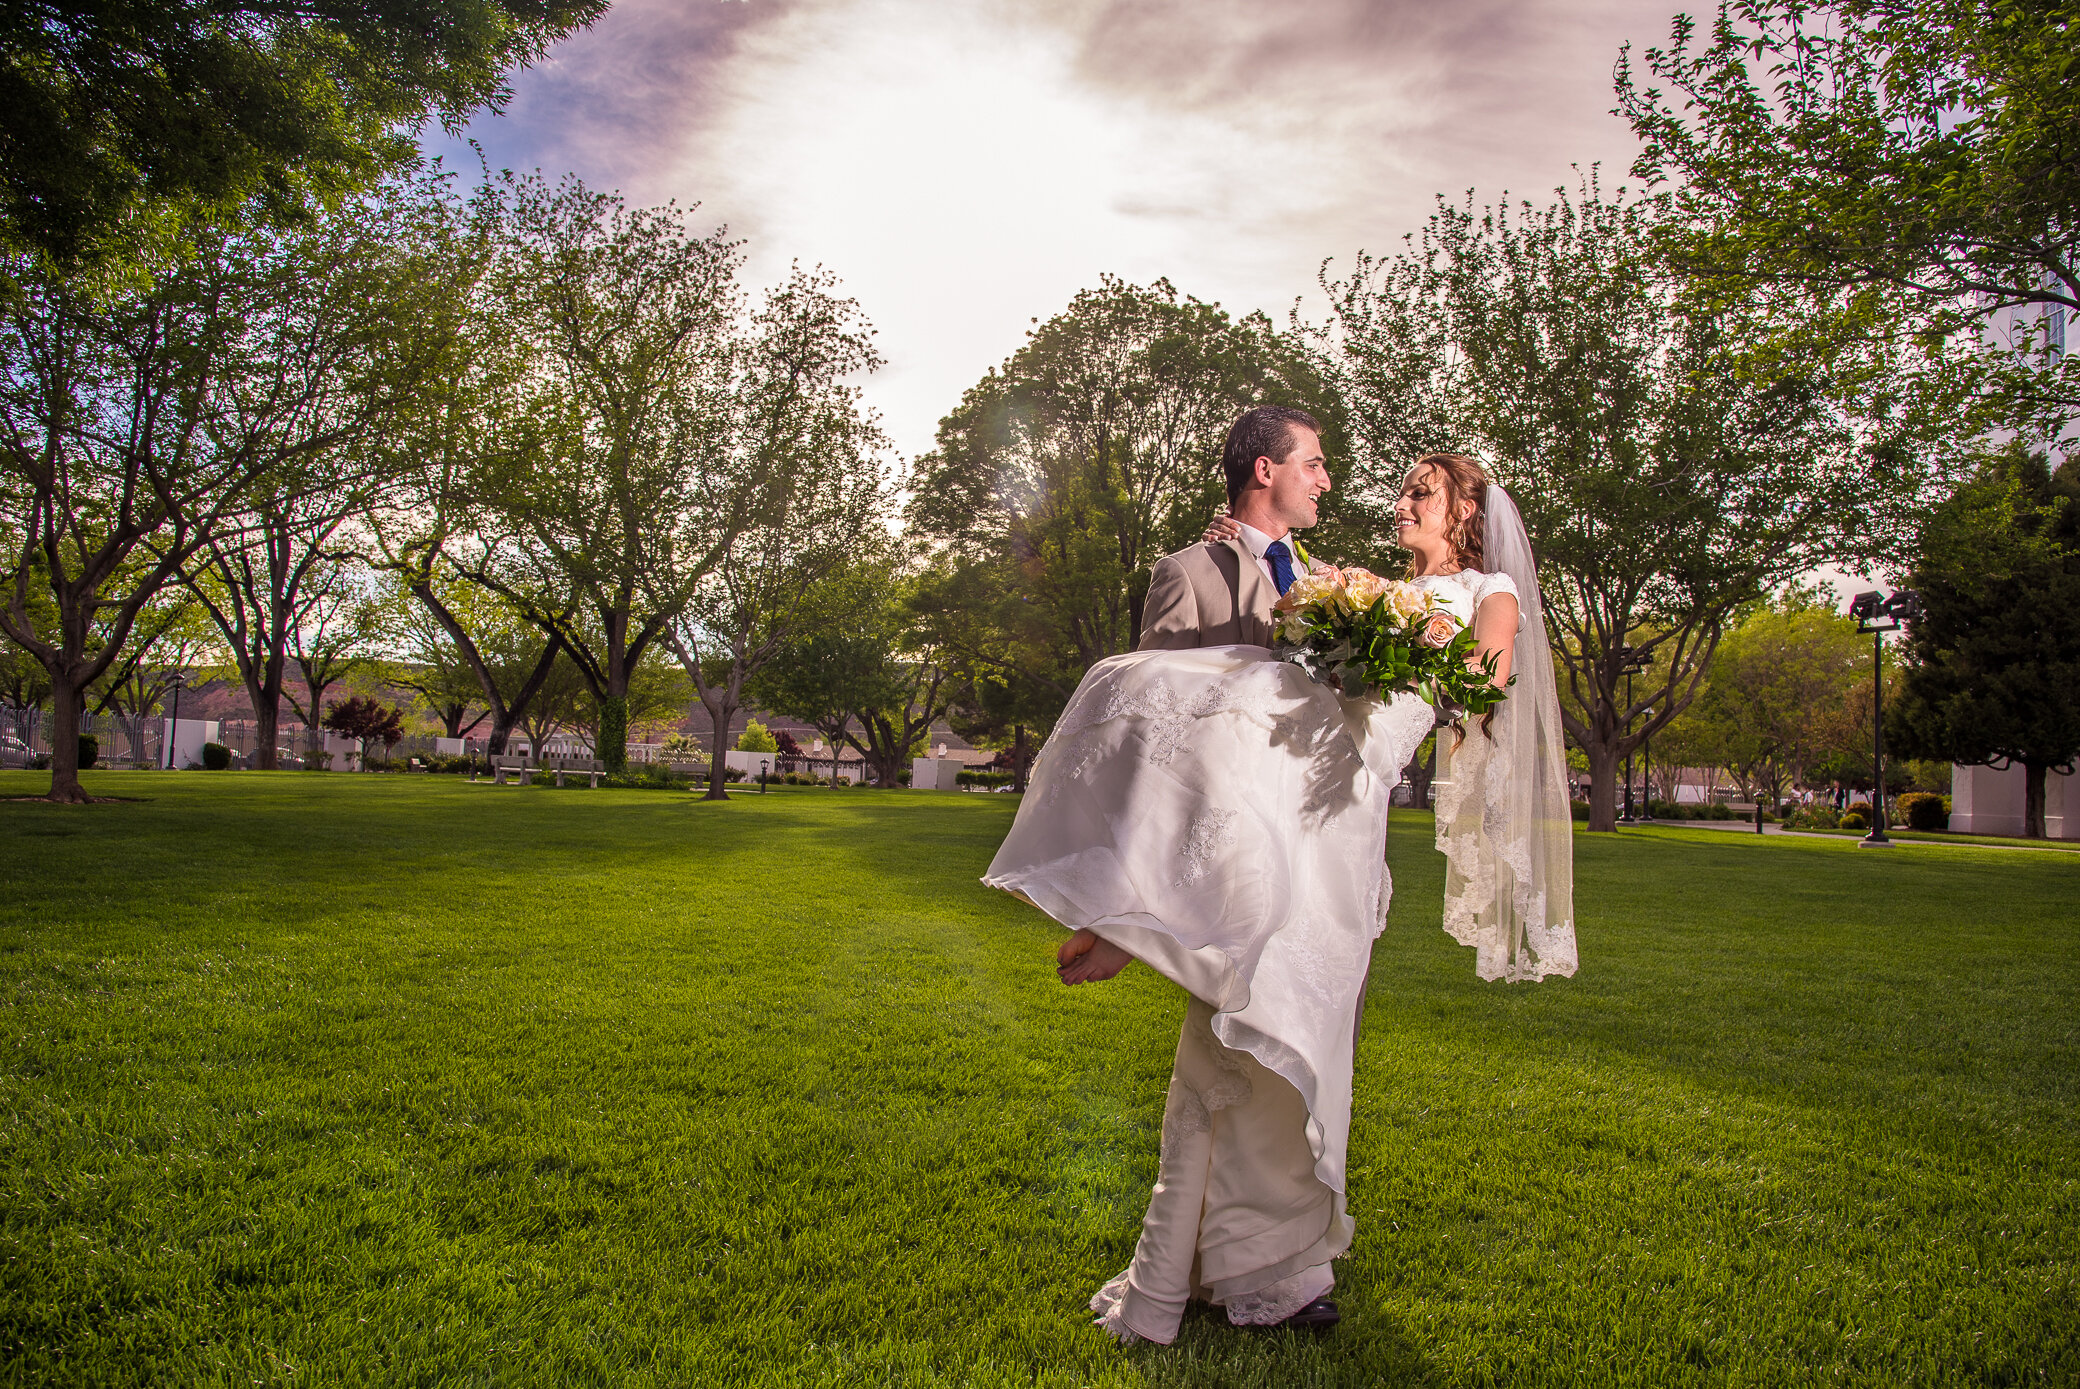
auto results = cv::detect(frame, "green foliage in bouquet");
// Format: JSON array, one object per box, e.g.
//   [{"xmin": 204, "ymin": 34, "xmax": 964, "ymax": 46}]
[{"xmin": 1273, "ymin": 568, "xmax": 1513, "ymax": 717}]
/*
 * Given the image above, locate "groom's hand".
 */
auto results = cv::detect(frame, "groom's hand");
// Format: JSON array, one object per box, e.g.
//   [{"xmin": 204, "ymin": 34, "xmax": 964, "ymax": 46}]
[{"xmin": 1056, "ymin": 928, "xmax": 1133, "ymax": 986}]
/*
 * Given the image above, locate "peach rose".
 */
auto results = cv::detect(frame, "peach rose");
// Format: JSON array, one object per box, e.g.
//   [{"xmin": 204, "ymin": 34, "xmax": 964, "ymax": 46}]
[{"xmin": 1417, "ymin": 611, "xmax": 1460, "ymax": 647}]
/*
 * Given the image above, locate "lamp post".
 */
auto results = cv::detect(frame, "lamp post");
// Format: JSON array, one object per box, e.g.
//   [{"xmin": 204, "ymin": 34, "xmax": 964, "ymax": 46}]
[
  {"xmin": 1848, "ymin": 589, "xmax": 1919, "ymax": 846},
  {"xmin": 1617, "ymin": 645, "xmax": 1650, "ymax": 824},
  {"xmin": 757, "ymin": 753, "xmax": 772, "ymax": 794},
  {"xmin": 162, "ymin": 670, "xmax": 187, "ymax": 770}
]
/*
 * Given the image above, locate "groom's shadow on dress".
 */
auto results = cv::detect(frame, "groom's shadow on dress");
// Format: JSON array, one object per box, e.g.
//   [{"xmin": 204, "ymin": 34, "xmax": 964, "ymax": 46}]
[{"xmin": 1265, "ymin": 702, "xmax": 1369, "ymax": 828}]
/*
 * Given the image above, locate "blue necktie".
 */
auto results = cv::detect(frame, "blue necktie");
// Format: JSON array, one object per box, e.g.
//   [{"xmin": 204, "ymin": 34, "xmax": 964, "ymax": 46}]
[{"xmin": 1265, "ymin": 539, "xmax": 1296, "ymax": 596}]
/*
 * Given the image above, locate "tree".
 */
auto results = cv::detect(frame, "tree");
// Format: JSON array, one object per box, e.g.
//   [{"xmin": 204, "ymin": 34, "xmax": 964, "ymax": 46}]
[
  {"xmin": 1672, "ymin": 593, "xmax": 1871, "ymax": 808},
  {"xmin": 0, "ymin": 217, "xmax": 392, "ymax": 801},
  {"xmin": 0, "ymin": 0, "xmax": 606, "ymax": 273},
  {"xmin": 463, "ymin": 173, "xmax": 746, "ymax": 772},
  {"xmin": 736, "ymin": 720, "xmax": 778, "ymax": 753},
  {"xmin": 658, "ymin": 268, "xmax": 890, "ymax": 801},
  {"xmin": 753, "ymin": 568, "xmax": 958, "ymax": 789},
  {"xmin": 1317, "ymin": 181, "xmax": 1932, "ymax": 829},
  {"xmin": 1893, "ymin": 450, "xmax": 2080, "ymax": 837},
  {"xmin": 86, "ymin": 587, "xmax": 215, "ymax": 766},
  {"xmin": 179, "ymin": 177, "xmax": 472, "ymax": 769},
  {"xmin": 322, "ymin": 694, "xmax": 403, "ymax": 767},
  {"xmin": 1616, "ymin": 0, "xmax": 2077, "ymax": 461},
  {"xmin": 282, "ymin": 559, "xmax": 390, "ymax": 742},
  {"xmin": 909, "ymin": 277, "xmax": 1351, "ymax": 676}
]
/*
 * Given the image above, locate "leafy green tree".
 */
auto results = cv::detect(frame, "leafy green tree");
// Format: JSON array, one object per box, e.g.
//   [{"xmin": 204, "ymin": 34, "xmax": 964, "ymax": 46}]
[
  {"xmin": 86, "ymin": 588, "xmax": 215, "ymax": 765},
  {"xmin": 0, "ymin": 198, "xmax": 445, "ymax": 801},
  {"xmin": 751, "ymin": 567, "xmax": 957, "ymax": 789},
  {"xmin": 909, "ymin": 276, "xmax": 1348, "ymax": 674},
  {"xmin": 1318, "ymin": 181, "xmax": 1931, "ymax": 829},
  {"xmin": 0, "ymin": 0, "xmax": 605, "ymax": 272},
  {"xmin": 656, "ymin": 269, "xmax": 891, "ymax": 800},
  {"xmin": 1672, "ymin": 593, "xmax": 1871, "ymax": 808},
  {"xmin": 461, "ymin": 173, "xmax": 746, "ymax": 772},
  {"xmin": 178, "ymin": 176, "xmax": 472, "ymax": 769},
  {"xmin": 1617, "ymin": 0, "xmax": 2077, "ymax": 460},
  {"xmin": 735, "ymin": 720, "xmax": 778, "ymax": 754},
  {"xmin": 1893, "ymin": 450, "xmax": 2080, "ymax": 837}
]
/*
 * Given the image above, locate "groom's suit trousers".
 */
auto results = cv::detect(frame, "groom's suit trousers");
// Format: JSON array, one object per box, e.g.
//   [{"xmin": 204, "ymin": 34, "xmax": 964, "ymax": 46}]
[{"xmin": 1112, "ymin": 996, "xmax": 1339, "ymax": 1343}]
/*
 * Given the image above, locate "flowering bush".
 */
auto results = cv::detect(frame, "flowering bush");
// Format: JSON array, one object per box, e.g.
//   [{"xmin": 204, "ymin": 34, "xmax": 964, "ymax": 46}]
[{"xmin": 1272, "ymin": 565, "xmax": 1511, "ymax": 715}]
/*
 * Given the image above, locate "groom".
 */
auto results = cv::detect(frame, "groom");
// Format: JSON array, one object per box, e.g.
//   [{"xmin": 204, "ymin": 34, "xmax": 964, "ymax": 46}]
[{"xmin": 1055, "ymin": 404, "xmax": 1346, "ymax": 1340}]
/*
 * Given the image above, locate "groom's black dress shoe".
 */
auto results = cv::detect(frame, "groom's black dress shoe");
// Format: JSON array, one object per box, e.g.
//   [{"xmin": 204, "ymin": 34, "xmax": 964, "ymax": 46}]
[{"xmin": 1270, "ymin": 1298, "xmax": 1340, "ymax": 1331}]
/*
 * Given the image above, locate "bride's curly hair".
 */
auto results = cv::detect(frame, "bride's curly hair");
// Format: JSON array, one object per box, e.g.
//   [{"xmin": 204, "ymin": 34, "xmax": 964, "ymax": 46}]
[{"xmin": 1401, "ymin": 453, "xmax": 1489, "ymax": 574}]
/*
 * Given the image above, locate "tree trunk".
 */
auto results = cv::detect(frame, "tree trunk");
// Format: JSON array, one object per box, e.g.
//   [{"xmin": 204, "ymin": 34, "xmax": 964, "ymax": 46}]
[
  {"xmin": 1403, "ymin": 738, "xmax": 1436, "ymax": 811},
  {"xmin": 1012, "ymin": 724, "xmax": 1029, "ymax": 794},
  {"xmin": 702, "ymin": 691, "xmax": 740, "ymax": 802},
  {"xmin": 1585, "ymin": 740, "xmax": 1621, "ymax": 832},
  {"xmin": 2025, "ymin": 761, "xmax": 2047, "ymax": 839},
  {"xmin": 251, "ymin": 681, "xmax": 281, "ymax": 771},
  {"xmin": 599, "ymin": 690, "xmax": 629, "ymax": 773},
  {"xmin": 45, "ymin": 671, "xmax": 88, "ymax": 803}
]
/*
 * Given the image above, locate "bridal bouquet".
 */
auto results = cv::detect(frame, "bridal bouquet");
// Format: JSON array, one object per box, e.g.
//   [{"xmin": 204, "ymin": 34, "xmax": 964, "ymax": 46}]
[{"xmin": 1272, "ymin": 566, "xmax": 1511, "ymax": 715}]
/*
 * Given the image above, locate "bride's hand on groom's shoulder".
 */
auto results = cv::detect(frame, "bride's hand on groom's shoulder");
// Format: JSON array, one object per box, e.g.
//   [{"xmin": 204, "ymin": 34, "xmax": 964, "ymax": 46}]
[
  {"xmin": 1201, "ymin": 514, "xmax": 1242, "ymax": 545},
  {"xmin": 1056, "ymin": 928, "xmax": 1133, "ymax": 986}
]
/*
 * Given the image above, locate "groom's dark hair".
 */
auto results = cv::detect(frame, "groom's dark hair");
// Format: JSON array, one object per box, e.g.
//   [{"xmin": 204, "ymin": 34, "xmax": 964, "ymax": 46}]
[{"xmin": 1222, "ymin": 406, "xmax": 1320, "ymax": 506}]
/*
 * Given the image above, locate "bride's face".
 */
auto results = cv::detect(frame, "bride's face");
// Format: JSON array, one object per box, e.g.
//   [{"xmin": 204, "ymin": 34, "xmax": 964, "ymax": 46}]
[{"xmin": 1394, "ymin": 466, "xmax": 1458, "ymax": 552}]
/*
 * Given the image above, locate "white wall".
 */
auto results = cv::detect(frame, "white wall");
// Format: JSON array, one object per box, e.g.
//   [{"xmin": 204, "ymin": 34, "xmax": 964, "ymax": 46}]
[
  {"xmin": 1951, "ymin": 762, "xmax": 2079, "ymax": 839},
  {"xmin": 160, "ymin": 718, "xmax": 219, "ymax": 769},
  {"xmin": 911, "ymin": 757, "xmax": 963, "ymax": 790}
]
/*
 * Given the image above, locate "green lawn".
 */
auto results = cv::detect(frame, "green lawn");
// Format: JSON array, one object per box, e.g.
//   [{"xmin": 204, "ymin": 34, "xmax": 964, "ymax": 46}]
[{"xmin": 1, "ymin": 774, "xmax": 2073, "ymax": 1388}]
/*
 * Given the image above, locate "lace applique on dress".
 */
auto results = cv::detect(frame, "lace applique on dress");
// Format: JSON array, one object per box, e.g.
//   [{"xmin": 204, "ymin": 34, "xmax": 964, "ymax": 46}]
[
  {"xmin": 1175, "ymin": 808, "xmax": 1238, "ymax": 886},
  {"xmin": 1223, "ymin": 1265, "xmax": 1335, "ymax": 1327}
]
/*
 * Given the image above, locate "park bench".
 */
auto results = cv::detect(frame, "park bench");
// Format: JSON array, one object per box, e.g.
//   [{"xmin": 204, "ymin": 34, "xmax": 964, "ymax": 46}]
[
  {"xmin": 490, "ymin": 754, "xmax": 533, "ymax": 786},
  {"xmin": 546, "ymin": 755, "xmax": 604, "ymax": 789}
]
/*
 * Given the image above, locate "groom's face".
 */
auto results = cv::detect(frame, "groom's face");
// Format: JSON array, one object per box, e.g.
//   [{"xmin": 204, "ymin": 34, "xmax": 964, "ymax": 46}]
[{"xmin": 1262, "ymin": 425, "xmax": 1331, "ymax": 530}]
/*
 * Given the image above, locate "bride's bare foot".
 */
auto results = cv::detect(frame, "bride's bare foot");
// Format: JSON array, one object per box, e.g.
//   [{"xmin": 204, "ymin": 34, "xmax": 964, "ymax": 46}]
[{"xmin": 1056, "ymin": 928, "xmax": 1133, "ymax": 985}]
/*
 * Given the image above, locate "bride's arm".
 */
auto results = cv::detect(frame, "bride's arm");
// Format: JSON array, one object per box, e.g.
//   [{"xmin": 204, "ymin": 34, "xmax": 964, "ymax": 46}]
[{"xmin": 1472, "ymin": 593, "xmax": 1519, "ymax": 686}]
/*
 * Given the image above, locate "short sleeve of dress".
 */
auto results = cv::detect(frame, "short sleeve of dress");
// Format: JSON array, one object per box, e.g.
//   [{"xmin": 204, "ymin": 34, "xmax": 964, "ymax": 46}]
[
  {"xmin": 1472, "ymin": 569, "xmax": 1519, "ymax": 604},
  {"xmin": 1471, "ymin": 569, "xmax": 1523, "ymax": 629}
]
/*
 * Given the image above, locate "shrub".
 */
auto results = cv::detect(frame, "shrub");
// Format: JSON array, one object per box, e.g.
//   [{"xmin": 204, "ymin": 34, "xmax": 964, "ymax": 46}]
[
  {"xmin": 77, "ymin": 733, "xmax": 98, "ymax": 768},
  {"xmin": 1570, "ymin": 800, "xmax": 1590, "ymax": 821},
  {"xmin": 1844, "ymin": 800, "xmax": 1874, "ymax": 821},
  {"xmin": 736, "ymin": 720, "xmax": 779, "ymax": 753},
  {"xmin": 200, "ymin": 741, "xmax": 231, "ymax": 770},
  {"xmin": 1706, "ymin": 803, "xmax": 1734, "ymax": 820},
  {"xmin": 957, "ymin": 769, "xmax": 1015, "ymax": 788},
  {"xmin": 1898, "ymin": 791, "xmax": 1949, "ymax": 831},
  {"xmin": 1839, "ymin": 811, "xmax": 1868, "ymax": 830},
  {"xmin": 302, "ymin": 749, "xmax": 333, "ymax": 771}
]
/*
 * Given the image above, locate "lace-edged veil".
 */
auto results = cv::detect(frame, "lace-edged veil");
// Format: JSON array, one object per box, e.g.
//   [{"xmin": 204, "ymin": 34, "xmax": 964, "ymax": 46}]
[{"xmin": 1436, "ymin": 485, "xmax": 1578, "ymax": 982}]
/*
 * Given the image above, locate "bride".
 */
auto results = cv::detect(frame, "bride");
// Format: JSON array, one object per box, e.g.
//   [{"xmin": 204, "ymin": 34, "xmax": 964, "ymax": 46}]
[{"xmin": 985, "ymin": 441, "xmax": 1575, "ymax": 1346}]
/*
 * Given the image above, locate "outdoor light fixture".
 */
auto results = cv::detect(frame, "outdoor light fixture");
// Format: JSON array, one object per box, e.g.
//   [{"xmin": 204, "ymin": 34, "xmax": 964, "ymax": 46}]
[
  {"xmin": 163, "ymin": 670, "xmax": 188, "ymax": 770},
  {"xmin": 1617, "ymin": 645, "xmax": 1651, "ymax": 825},
  {"xmin": 1850, "ymin": 589, "xmax": 1919, "ymax": 846}
]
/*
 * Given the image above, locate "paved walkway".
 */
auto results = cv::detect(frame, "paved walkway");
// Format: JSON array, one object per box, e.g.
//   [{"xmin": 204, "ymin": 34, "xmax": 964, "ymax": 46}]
[{"xmin": 1623, "ymin": 817, "xmax": 2079, "ymax": 855}]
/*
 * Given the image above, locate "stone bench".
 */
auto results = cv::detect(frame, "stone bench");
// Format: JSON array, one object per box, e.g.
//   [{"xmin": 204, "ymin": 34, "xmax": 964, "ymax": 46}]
[{"xmin": 545, "ymin": 756, "xmax": 604, "ymax": 789}]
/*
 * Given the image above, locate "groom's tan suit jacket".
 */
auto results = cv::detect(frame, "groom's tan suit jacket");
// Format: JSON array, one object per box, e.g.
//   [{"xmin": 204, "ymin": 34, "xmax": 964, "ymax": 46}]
[{"xmin": 1138, "ymin": 538, "xmax": 1279, "ymax": 651}]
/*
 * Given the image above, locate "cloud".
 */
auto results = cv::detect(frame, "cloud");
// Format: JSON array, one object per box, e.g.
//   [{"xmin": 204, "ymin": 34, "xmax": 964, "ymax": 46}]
[{"xmin": 450, "ymin": 0, "xmax": 1687, "ymax": 457}]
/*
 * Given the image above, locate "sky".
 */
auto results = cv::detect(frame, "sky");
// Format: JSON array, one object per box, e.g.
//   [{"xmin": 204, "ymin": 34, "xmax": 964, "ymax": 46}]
[{"xmin": 439, "ymin": 0, "xmax": 1690, "ymax": 463}]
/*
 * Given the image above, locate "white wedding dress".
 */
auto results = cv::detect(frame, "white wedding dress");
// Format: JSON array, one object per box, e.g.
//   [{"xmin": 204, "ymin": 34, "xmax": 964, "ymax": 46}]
[{"xmin": 985, "ymin": 644, "xmax": 1434, "ymax": 1341}]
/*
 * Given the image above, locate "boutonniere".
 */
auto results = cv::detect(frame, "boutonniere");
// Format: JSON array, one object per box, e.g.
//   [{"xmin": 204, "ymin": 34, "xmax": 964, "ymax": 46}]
[{"xmin": 1292, "ymin": 537, "xmax": 1315, "ymax": 569}]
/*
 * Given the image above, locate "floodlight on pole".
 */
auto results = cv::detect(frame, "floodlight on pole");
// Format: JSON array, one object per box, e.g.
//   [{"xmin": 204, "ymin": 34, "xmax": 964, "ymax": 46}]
[
  {"xmin": 1616, "ymin": 645, "xmax": 1651, "ymax": 825},
  {"xmin": 163, "ymin": 670, "xmax": 188, "ymax": 770},
  {"xmin": 1850, "ymin": 589, "xmax": 1919, "ymax": 846}
]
